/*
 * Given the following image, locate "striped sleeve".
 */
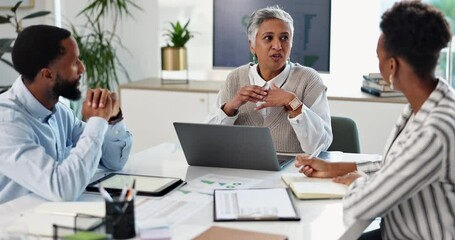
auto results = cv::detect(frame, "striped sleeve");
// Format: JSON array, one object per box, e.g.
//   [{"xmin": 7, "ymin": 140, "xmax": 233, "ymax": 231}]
[
  {"xmin": 342, "ymin": 128, "xmax": 444, "ymax": 226},
  {"xmin": 356, "ymin": 160, "xmax": 382, "ymax": 174}
]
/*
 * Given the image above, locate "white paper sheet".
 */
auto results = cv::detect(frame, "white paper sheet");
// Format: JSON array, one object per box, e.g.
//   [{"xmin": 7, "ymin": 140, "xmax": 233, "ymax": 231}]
[
  {"xmin": 135, "ymin": 197, "xmax": 211, "ymax": 226},
  {"xmin": 214, "ymin": 188, "xmax": 298, "ymax": 220},
  {"xmin": 179, "ymin": 174, "xmax": 262, "ymax": 195}
]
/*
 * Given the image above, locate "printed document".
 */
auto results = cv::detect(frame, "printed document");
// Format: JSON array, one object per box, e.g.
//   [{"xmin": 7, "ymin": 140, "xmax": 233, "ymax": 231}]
[{"xmin": 214, "ymin": 188, "xmax": 299, "ymax": 221}]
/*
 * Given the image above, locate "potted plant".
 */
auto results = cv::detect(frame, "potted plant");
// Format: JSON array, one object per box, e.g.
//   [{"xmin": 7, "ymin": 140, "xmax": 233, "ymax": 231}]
[
  {"xmin": 161, "ymin": 20, "xmax": 193, "ymax": 71},
  {"xmin": 68, "ymin": 0, "xmax": 141, "ymax": 118},
  {"xmin": 70, "ymin": 0, "xmax": 141, "ymax": 90}
]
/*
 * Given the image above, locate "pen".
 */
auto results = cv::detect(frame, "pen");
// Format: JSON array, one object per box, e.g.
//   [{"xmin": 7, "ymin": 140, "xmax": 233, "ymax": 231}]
[
  {"xmin": 98, "ymin": 185, "xmax": 113, "ymax": 202},
  {"xmin": 131, "ymin": 178, "xmax": 136, "ymax": 189},
  {"xmin": 119, "ymin": 185, "xmax": 128, "ymax": 202},
  {"xmin": 309, "ymin": 144, "xmax": 325, "ymax": 159},
  {"xmin": 298, "ymin": 144, "xmax": 325, "ymax": 172},
  {"xmin": 126, "ymin": 179, "xmax": 136, "ymax": 201}
]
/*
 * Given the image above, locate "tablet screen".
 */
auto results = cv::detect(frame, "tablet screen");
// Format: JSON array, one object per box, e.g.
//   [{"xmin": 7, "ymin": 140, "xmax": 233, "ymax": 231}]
[
  {"xmin": 87, "ymin": 173, "xmax": 185, "ymax": 196},
  {"xmin": 101, "ymin": 174, "xmax": 176, "ymax": 192}
]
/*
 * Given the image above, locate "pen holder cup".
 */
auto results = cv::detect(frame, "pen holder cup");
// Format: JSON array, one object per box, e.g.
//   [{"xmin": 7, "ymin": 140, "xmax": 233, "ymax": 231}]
[{"xmin": 105, "ymin": 198, "xmax": 136, "ymax": 239}]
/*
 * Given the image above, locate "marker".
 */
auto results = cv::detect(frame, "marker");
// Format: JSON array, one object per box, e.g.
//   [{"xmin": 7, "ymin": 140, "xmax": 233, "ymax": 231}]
[{"xmin": 298, "ymin": 144, "xmax": 325, "ymax": 172}]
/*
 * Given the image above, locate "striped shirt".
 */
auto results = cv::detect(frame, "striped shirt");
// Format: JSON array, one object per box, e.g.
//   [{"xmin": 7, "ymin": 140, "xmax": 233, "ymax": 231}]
[{"xmin": 344, "ymin": 79, "xmax": 455, "ymax": 240}]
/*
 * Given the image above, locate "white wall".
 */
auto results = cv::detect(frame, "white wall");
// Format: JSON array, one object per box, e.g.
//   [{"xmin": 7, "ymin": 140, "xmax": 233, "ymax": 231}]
[
  {"xmin": 328, "ymin": 0, "xmax": 382, "ymax": 81},
  {"xmin": 329, "ymin": 100, "xmax": 405, "ymax": 154},
  {"xmin": 59, "ymin": 0, "xmax": 159, "ymax": 84}
]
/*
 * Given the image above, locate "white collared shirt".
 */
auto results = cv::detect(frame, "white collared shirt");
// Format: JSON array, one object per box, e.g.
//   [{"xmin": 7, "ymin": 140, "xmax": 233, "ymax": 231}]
[{"xmin": 0, "ymin": 77, "xmax": 133, "ymax": 204}]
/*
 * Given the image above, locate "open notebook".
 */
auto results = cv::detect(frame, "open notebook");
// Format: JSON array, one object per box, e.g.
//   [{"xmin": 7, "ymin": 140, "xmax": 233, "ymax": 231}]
[{"xmin": 281, "ymin": 173, "xmax": 348, "ymax": 199}]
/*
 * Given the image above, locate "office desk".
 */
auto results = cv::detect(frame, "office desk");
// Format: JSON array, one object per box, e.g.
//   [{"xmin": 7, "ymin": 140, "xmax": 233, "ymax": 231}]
[
  {"xmin": 125, "ymin": 143, "xmax": 347, "ymax": 240},
  {"xmin": 0, "ymin": 143, "xmax": 376, "ymax": 239}
]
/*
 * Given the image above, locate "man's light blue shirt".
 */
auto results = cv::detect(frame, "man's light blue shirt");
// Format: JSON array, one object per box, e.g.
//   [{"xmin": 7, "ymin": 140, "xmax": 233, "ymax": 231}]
[{"xmin": 0, "ymin": 77, "xmax": 132, "ymax": 204}]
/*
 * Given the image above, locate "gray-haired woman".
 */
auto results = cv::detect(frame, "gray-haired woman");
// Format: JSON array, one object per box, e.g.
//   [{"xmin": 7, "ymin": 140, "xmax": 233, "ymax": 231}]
[{"xmin": 206, "ymin": 6, "xmax": 332, "ymax": 154}]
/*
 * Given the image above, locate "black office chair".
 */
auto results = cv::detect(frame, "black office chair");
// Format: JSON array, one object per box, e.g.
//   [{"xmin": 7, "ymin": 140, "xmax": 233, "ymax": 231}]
[{"xmin": 328, "ymin": 116, "xmax": 361, "ymax": 153}]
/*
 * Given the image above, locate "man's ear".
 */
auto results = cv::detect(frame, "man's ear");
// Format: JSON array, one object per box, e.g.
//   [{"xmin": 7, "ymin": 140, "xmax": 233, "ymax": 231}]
[{"xmin": 39, "ymin": 68, "xmax": 53, "ymax": 80}]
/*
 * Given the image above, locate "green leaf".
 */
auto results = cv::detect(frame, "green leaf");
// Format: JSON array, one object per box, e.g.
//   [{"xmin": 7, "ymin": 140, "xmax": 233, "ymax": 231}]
[
  {"xmin": 77, "ymin": 0, "xmax": 142, "ymax": 22},
  {"xmin": 0, "ymin": 38, "xmax": 15, "ymax": 53},
  {"xmin": 163, "ymin": 20, "xmax": 193, "ymax": 47},
  {"xmin": 0, "ymin": 16, "xmax": 12, "ymax": 24},
  {"xmin": 22, "ymin": 11, "xmax": 51, "ymax": 20},
  {"xmin": 182, "ymin": 20, "xmax": 190, "ymax": 30},
  {"xmin": 0, "ymin": 57, "xmax": 14, "ymax": 68},
  {"xmin": 11, "ymin": 1, "xmax": 22, "ymax": 13}
]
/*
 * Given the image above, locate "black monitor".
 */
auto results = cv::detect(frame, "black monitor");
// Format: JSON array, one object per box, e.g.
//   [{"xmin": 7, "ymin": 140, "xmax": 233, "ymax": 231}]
[{"xmin": 213, "ymin": 0, "xmax": 331, "ymax": 72}]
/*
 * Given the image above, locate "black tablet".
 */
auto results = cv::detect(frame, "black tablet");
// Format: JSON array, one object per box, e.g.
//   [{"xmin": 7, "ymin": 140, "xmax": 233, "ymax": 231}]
[{"xmin": 86, "ymin": 173, "xmax": 186, "ymax": 197}]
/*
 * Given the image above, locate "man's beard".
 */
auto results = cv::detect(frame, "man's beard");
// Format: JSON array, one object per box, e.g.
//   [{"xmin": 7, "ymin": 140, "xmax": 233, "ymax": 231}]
[{"xmin": 53, "ymin": 74, "xmax": 81, "ymax": 100}]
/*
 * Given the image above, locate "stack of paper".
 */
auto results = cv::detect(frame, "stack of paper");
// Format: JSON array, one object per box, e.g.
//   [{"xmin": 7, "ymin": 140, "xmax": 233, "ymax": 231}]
[
  {"xmin": 6, "ymin": 202, "xmax": 105, "ymax": 237},
  {"xmin": 281, "ymin": 173, "xmax": 348, "ymax": 199}
]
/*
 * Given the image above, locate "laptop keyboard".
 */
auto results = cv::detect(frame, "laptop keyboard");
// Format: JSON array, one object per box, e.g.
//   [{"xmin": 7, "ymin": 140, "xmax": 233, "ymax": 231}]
[{"xmin": 277, "ymin": 155, "xmax": 295, "ymax": 166}]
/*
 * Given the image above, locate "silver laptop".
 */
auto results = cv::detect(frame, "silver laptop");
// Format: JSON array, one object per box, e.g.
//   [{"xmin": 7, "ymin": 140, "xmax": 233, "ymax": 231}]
[{"xmin": 173, "ymin": 122, "xmax": 295, "ymax": 171}]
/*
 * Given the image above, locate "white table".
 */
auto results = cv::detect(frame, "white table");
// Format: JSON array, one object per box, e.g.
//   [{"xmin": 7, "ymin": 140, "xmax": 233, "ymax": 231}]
[{"xmin": 0, "ymin": 143, "xmax": 378, "ymax": 239}]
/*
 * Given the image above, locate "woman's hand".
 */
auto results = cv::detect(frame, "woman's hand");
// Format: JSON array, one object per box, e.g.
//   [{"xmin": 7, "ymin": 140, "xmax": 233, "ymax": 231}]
[
  {"xmin": 333, "ymin": 171, "xmax": 365, "ymax": 186},
  {"xmin": 295, "ymin": 154, "xmax": 358, "ymax": 178},
  {"xmin": 295, "ymin": 155, "xmax": 333, "ymax": 178},
  {"xmin": 254, "ymin": 83, "xmax": 297, "ymax": 111},
  {"xmin": 223, "ymin": 85, "xmax": 268, "ymax": 116}
]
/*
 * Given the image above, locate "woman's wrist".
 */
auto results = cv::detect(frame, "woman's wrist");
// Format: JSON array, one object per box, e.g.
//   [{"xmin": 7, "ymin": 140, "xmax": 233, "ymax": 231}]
[
  {"xmin": 329, "ymin": 162, "xmax": 358, "ymax": 177},
  {"xmin": 288, "ymin": 107, "xmax": 302, "ymax": 118},
  {"xmin": 222, "ymin": 103, "xmax": 238, "ymax": 116},
  {"xmin": 284, "ymin": 93, "xmax": 302, "ymax": 118}
]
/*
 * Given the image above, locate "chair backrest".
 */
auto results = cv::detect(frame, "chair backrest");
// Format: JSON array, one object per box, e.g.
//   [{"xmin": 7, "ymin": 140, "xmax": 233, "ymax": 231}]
[{"xmin": 328, "ymin": 116, "xmax": 360, "ymax": 153}]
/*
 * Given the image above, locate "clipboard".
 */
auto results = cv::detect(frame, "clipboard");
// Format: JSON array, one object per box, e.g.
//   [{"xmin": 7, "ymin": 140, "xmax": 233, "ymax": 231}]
[
  {"xmin": 86, "ymin": 173, "xmax": 186, "ymax": 197},
  {"xmin": 213, "ymin": 188, "xmax": 300, "ymax": 221}
]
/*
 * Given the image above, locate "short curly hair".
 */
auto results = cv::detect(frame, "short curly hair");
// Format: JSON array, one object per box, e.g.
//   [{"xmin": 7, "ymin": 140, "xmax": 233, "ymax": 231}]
[
  {"xmin": 12, "ymin": 25, "xmax": 71, "ymax": 81},
  {"xmin": 380, "ymin": 1, "xmax": 452, "ymax": 79}
]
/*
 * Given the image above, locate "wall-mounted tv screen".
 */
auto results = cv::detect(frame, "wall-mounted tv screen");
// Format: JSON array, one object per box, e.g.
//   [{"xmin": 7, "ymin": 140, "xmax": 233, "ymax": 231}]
[{"xmin": 213, "ymin": 0, "xmax": 331, "ymax": 72}]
